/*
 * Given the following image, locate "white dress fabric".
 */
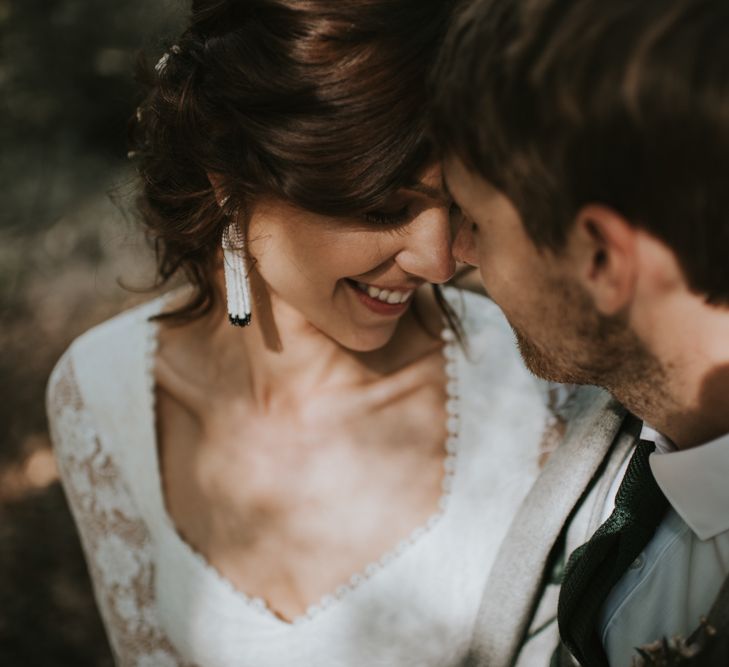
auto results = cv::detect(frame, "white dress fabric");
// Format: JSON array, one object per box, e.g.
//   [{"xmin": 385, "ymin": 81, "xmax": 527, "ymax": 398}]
[{"xmin": 47, "ymin": 288, "xmax": 557, "ymax": 667}]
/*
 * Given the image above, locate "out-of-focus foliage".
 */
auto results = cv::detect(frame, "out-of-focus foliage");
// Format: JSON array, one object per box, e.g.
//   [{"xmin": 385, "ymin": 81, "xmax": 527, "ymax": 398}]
[
  {"xmin": 0, "ymin": 2, "xmax": 184, "ymax": 664},
  {"xmin": 1, "ymin": 0, "xmax": 184, "ymax": 235}
]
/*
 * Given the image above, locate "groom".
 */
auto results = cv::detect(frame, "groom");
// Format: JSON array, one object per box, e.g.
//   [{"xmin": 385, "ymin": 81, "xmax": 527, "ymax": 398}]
[{"xmin": 432, "ymin": 0, "xmax": 729, "ymax": 665}]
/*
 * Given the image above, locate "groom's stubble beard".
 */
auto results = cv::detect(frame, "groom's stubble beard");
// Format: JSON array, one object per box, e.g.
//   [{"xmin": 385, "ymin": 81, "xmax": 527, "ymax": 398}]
[{"xmin": 509, "ymin": 274, "xmax": 669, "ymax": 417}]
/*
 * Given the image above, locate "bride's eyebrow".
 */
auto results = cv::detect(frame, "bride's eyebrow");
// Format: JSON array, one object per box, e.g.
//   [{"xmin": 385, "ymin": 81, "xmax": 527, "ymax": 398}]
[{"xmin": 402, "ymin": 181, "xmax": 452, "ymax": 205}]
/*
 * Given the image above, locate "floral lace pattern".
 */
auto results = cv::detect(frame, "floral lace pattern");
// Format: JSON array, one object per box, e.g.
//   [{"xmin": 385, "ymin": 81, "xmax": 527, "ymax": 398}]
[{"xmin": 47, "ymin": 353, "xmax": 196, "ymax": 667}]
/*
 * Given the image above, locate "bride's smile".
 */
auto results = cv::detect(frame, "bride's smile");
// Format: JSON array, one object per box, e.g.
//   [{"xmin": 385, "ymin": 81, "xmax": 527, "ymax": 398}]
[{"xmin": 240, "ymin": 164, "xmax": 458, "ymax": 353}]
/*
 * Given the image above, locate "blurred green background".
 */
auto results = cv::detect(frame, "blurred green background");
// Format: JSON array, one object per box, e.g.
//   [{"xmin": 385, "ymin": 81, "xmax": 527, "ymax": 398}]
[{"xmin": 1, "ymin": 1, "xmax": 185, "ymax": 663}]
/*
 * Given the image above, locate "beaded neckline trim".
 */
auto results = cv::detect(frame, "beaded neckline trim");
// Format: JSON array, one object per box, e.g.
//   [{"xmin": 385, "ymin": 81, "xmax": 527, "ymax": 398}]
[{"xmin": 144, "ymin": 301, "xmax": 462, "ymax": 627}]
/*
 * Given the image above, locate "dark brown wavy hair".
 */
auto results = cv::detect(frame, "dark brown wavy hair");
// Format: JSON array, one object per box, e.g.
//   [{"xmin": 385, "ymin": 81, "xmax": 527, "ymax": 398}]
[
  {"xmin": 129, "ymin": 0, "xmax": 460, "ymax": 328},
  {"xmin": 432, "ymin": 0, "xmax": 729, "ymax": 305}
]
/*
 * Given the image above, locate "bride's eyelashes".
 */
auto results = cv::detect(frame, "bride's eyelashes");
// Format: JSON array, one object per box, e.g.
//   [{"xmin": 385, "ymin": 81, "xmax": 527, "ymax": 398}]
[
  {"xmin": 362, "ymin": 205, "xmax": 411, "ymax": 226},
  {"xmin": 361, "ymin": 198, "xmax": 462, "ymax": 229}
]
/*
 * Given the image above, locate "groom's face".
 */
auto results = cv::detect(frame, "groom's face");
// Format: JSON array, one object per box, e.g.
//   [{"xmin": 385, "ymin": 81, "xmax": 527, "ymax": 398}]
[{"xmin": 446, "ymin": 157, "xmax": 635, "ymax": 385}]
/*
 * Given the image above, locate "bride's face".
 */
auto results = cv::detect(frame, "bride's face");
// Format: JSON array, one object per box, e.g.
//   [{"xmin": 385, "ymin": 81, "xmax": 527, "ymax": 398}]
[{"xmin": 247, "ymin": 165, "xmax": 459, "ymax": 351}]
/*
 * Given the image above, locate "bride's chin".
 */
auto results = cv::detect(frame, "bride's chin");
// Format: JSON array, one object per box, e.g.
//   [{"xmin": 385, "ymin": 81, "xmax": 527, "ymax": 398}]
[{"xmin": 333, "ymin": 323, "xmax": 399, "ymax": 353}]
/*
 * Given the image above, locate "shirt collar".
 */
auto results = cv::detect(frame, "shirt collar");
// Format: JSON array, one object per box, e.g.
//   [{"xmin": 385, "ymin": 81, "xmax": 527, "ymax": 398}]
[
  {"xmin": 643, "ymin": 425, "xmax": 729, "ymax": 540},
  {"xmin": 639, "ymin": 424, "xmax": 677, "ymax": 454}
]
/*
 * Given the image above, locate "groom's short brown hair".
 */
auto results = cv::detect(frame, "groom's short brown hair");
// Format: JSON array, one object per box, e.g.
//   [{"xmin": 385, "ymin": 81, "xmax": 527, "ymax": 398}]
[{"xmin": 432, "ymin": 0, "xmax": 729, "ymax": 305}]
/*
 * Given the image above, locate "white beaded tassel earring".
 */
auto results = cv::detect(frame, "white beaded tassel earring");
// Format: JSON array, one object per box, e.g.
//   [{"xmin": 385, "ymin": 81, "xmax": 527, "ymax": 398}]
[{"xmin": 222, "ymin": 215, "xmax": 252, "ymax": 327}]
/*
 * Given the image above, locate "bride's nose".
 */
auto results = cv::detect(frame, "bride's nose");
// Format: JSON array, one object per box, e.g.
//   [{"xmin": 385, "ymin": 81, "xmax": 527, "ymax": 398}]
[{"xmin": 396, "ymin": 207, "xmax": 456, "ymax": 284}]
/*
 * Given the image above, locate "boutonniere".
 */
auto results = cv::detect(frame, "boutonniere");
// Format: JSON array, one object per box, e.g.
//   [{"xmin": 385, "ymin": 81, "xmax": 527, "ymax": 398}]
[{"xmin": 631, "ymin": 617, "xmax": 727, "ymax": 666}]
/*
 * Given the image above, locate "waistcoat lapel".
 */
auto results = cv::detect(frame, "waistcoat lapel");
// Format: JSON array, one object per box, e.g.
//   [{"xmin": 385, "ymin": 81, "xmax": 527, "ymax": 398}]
[{"xmin": 466, "ymin": 386, "xmax": 626, "ymax": 667}]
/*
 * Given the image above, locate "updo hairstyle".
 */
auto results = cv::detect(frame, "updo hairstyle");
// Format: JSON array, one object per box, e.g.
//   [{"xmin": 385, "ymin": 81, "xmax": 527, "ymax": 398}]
[{"xmin": 129, "ymin": 0, "xmax": 457, "ymax": 323}]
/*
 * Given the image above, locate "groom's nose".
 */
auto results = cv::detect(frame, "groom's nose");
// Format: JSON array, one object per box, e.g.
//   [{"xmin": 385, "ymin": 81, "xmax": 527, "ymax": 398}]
[
  {"xmin": 452, "ymin": 222, "xmax": 479, "ymax": 267},
  {"xmin": 397, "ymin": 206, "xmax": 456, "ymax": 284}
]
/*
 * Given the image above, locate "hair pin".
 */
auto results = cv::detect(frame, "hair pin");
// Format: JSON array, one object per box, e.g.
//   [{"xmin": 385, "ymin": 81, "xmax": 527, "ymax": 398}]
[{"xmin": 155, "ymin": 45, "xmax": 181, "ymax": 74}]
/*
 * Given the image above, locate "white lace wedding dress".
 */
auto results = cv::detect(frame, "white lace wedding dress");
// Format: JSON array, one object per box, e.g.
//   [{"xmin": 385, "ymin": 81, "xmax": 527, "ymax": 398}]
[{"xmin": 47, "ymin": 288, "xmax": 558, "ymax": 667}]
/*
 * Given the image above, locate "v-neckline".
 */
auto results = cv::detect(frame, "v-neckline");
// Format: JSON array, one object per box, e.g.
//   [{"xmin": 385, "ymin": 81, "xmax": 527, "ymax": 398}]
[{"xmin": 141, "ymin": 293, "xmax": 463, "ymax": 628}]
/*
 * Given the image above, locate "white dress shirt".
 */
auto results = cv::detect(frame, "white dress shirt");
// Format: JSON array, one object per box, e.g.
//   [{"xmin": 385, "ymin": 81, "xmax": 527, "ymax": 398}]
[{"xmin": 597, "ymin": 425, "xmax": 729, "ymax": 666}]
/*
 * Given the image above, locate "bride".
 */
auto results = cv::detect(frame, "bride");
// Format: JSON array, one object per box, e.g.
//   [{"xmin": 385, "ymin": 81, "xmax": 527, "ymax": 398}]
[{"xmin": 47, "ymin": 1, "xmax": 561, "ymax": 665}]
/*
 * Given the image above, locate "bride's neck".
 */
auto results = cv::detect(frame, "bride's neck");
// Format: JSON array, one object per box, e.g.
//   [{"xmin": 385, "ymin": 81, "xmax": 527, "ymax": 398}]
[{"xmin": 206, "ymin": 294, "xmax": 422, "ymax": 414}]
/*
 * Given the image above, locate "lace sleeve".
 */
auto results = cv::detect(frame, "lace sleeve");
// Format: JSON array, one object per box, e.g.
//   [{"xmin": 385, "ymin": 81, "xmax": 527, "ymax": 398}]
[{"xmin": 46, "ymin": 351, "xmax": 193, "ymax": 667}]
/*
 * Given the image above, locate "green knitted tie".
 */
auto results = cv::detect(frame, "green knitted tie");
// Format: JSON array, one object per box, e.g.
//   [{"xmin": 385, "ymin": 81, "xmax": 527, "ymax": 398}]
[{"xmin": 558, "ymin": 439, "xmax": 669, "ymax": 667}]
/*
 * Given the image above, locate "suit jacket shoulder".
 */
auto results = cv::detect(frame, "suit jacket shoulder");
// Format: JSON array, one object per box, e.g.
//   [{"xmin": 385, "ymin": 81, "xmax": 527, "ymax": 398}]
[{"xmin": 468, "ymin": 386, "xmax": 633, "ymax": 667}]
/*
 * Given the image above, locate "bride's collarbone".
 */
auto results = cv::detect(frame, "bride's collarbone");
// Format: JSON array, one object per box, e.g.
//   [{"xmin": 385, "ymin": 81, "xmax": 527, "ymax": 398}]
[
  {"xmin": 158, "ymin": 349, "xmax": 448, "ymax": 468},
  {"xmin": 156, "ymin": 326, "xmax": 448, "ymax": 537},
  {"xmin": 169, "ymin": 390, "xmax": 447, "ymax": 502},
  {"xmin": 159, "ymin": 383, "xmax": 448, "ymax": 553}
]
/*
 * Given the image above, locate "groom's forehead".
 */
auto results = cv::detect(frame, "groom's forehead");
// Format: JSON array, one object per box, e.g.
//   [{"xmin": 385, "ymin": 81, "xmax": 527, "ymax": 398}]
[
  {"xmin": 443, "ymin": 157, "xmax": 504, "ymax": 211},
  {"xmin": 442, "ymin": 156, "xmax": 476, "ymax": 201}
]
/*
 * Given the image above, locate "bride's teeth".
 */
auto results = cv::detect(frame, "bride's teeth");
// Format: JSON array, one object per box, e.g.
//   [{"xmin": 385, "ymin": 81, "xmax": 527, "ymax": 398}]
[
  {"xmin": 354, "ymin": 281, "xmax": 414, "ymax": 304},
  {"xmin": 387, "ymin": 291, "xmax": 402, "ymax": 304}
]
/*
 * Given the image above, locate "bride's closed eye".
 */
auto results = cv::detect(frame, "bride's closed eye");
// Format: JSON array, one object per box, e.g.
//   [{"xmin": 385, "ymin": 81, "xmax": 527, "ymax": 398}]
[
  {"xmin": 364, "ymin": 199, "xmax": 464, "ymax": 227},
  {"xmin": 363, "ymin": 206, "xmax": 411, "ymax": 226}
]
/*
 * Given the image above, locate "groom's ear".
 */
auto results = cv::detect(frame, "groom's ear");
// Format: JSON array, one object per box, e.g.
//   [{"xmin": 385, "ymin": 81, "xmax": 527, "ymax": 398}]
[{"xmin": 568, "ymin": 204, "xmax": 638, "ymax": 316}]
